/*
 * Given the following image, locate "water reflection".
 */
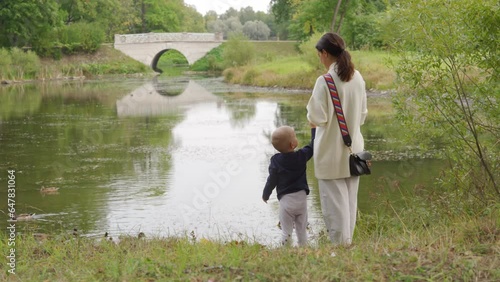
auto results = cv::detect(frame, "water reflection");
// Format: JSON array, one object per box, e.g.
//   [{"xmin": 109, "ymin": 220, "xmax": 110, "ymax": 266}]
[
  {"xmin": 116, "ymin": 78, "xmax": 220, "ymax": 117},
  {"xmin": 110, "ymin": 80, "xmax": 286, "ymax": 242},
  {"xmin": 0, "ymin": 79, "xmax": 443, "ymax": 245}
]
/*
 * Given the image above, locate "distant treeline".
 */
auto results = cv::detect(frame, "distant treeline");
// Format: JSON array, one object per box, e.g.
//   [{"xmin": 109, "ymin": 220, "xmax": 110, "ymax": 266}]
[{"xmin": 0, "ymin": 0, "xmax": 401, "ymax": 58}]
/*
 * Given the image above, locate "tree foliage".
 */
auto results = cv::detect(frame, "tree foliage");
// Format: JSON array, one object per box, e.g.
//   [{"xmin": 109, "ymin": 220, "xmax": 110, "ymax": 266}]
[
  {"xmin": 58, "ymin": 22, "xmax": 105, "ymax": 54},
  {"xmin": 0, "ymin": 0, "xmax": 60, "ymax": 48},
  {"xmin": 243, "ymin": 20, "xmax": 271, "ymax": 40},
  {"xmin": 0, "ymin": 0, "xmax": 207, "ymax": 56},
  {"xmin": 207, "ymin": 17, "xmax": 244, "ymax": 39},
  {"xmin": 206, "ymin": 7, "xmax": 274, "ymax": 39},
  {"xmin": 390, "ymin": 0, "xmax": 499, "ymax": 203},
  {"xmin": 271, "ymin": 0, "xmax": 389, "ymax": 46}
]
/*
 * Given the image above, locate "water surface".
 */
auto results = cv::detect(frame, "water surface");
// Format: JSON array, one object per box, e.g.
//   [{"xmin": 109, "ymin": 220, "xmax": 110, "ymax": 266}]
[{"xmin": 0, "ymin": 77, "xmax": 441, "ymax": 245}]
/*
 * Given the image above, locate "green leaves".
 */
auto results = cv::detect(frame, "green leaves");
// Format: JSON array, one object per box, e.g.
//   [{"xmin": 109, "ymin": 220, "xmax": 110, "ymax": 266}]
[
  {"xmin": 0, "ymin": 0, "xmax": 60, "ymax": 48},
  {"xmin": 0, "ymin": 0, "xmax": 207, "ymax": 54},
  {"xmin": 391, "ymin": 0, "xmax": 500, "ymax": 201}
]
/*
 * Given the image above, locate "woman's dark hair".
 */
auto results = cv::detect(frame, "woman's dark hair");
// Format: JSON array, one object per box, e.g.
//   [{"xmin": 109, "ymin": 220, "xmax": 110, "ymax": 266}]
[{"xmin": 315, "ymin": 33, "xmax": 354, "ymax": 82}]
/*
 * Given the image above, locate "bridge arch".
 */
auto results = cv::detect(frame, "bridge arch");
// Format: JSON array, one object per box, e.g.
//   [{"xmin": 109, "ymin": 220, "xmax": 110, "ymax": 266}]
[
  {"xmin": 150, "ymin": 49, "xmax": 189, "ymax": 73},
  {"xmin": 114, "ymin": 33, "xmax": 223, "ymax": 72}
]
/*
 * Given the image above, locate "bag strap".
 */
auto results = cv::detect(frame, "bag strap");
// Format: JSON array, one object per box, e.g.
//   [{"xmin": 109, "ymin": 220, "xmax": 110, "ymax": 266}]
[{"xmin": 323, "ymin": 73, "xmax": 352, "ymax": 148}]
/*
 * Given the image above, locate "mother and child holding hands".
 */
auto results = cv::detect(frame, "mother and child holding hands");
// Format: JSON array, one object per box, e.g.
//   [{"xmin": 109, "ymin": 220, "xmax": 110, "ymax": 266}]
[{"xmin": 262, "ymin": 32, "xmax": 368, "ymax": 251}]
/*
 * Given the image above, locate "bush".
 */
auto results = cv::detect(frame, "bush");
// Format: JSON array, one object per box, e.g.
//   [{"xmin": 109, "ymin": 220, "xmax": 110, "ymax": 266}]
[
  {"xmin": 0, "ymin": 48, "xmax": 12, "ymax": 79},
  {"xmin": 222, "ymin": 34, "xmax": 255, "ymax": 67},
  {"xmin": 390, "ymin": 0, "xmax": 499, "ymax": 203},
  {"xmin": 242, "ymin": 69, "xmax": 258, "ymax": 84},
  {"xmin": 32, "ymin": 29, "xmax": 61, "ymax": 58},
  {"xmin": 59, "ymin": 22, "xmax": 105, "ymax": 54},
  {"xmin": 298, "ymin": 32, "xmax": 324, "ymax": 71},
  {"xmin": 191, "ymin": 44, "xmax": 225, "ymax": 72},
  {"xmin": 10, "ymin": 48, "xmax": 40, "ymax": 79},
  {"xmin": 223, "ymin": 69, "xmax": 235, "ymax": 82}
]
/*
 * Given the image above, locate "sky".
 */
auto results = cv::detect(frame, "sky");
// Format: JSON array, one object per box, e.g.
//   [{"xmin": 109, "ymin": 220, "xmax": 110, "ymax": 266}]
[{"xmin": 184, "ymin": 0, "xmax": 271, "ymax": 15}]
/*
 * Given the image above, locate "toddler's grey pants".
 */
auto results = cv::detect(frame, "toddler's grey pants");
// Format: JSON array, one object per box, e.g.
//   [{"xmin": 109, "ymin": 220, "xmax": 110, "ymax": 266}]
[{"xmin": 279, "ymin": 190, "xmax": 308, "ymax": 246}]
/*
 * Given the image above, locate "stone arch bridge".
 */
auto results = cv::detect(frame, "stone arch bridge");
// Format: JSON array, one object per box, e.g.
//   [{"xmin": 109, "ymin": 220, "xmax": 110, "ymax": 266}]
[{"xmin": 114, "ymin": 33, "xmax": 223, "ymax": 72}]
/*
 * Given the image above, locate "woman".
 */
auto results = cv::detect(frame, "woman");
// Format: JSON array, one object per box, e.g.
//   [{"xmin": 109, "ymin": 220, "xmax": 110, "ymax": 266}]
[{"xmin": 306, "ymin": 33, "xmax": 368, "ymax": 246}]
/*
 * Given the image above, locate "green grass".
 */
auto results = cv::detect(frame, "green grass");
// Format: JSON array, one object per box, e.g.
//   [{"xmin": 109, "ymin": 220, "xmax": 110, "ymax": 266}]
[
  {"xmin": 250, "ymin": 41, "xmax": 300, "ymax": 59},
  {"xmin": 256, "ymin": 56, "xmax": 312, "ymax": 75},
  {"xmin": 224, "ymin": 50, "xmax": 397, "ymax": 90},
  {"xmin": 351, "ymin": 50, "xmax": 398, "ymax": 90},
  {"xmin": 2, "ymin": 197, "xmax": 498, "ymax": 281}
]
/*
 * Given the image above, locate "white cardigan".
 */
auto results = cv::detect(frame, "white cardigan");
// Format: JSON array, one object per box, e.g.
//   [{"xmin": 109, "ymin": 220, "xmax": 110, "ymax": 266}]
[{"xmin": 307, "ymin": 63, "xmax": 368, "ymax": 179}]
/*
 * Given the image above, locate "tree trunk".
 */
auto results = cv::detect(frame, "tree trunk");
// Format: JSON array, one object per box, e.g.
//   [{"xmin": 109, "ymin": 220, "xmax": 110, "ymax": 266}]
[
  {"xmin": 336, "ymin": 0, "xmax": 350, "ymax": 33},
  {"xmin": 331, "ymin": 0, "xmax": 343, "ymax": 32},
  {"xmin": 141, "ymin": 0, "xmax": 146, "ymax": 33}
]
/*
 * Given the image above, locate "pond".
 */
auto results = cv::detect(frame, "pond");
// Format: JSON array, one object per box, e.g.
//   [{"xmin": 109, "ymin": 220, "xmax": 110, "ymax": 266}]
[{"xmin": 0, "ymin": 76, "xmax": 441, "ymax": 245}]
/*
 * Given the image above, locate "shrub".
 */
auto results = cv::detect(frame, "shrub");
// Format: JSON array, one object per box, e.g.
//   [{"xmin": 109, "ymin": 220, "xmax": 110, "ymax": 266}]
[
  {"xmin": 223, "ymin": 69, "xmax": 235, "ymax": 82},
  {"xmin": 242, "ymin": 69, "xmax": 258, "ymax": 84},
  {"xmin": 191, "ymin": 44, "xmax": 225, "ymax": 72},
  {"xmin": 390, "ymin": 0, "xmax": 499, "ymax": 204},
  {"xmin": 10, "ymin": 48, "xmax": 40, "ymax": 79},
  {"xmin": 0, "ymin": 48, "xmax": 12, "ymax": 79},
  {"xmin": 222, "ymin": 34, "xmax": 255, "ymax": 67},
  {"xmin": 59, "ymin": 22, "xmax": 105, "ymax": 54},
  {"xmin": 298, "ymin": 32, "xmax": 324, "ymax": 71}
]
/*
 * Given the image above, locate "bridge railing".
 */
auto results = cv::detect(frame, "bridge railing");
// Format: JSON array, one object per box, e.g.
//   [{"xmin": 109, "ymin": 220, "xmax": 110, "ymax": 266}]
[{"xmin": 114, "ymin": 32, "xmax": 223, "ymax": 44}]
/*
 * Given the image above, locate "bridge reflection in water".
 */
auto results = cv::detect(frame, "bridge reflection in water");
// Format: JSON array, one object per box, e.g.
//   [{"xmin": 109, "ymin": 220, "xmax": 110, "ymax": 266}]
[{"xmin": 116, "ymin": 79, "xmax": 221, "ymax": 117}]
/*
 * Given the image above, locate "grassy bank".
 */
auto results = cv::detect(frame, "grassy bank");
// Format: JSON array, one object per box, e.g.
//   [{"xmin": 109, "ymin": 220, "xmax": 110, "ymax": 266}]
[
  {"xmin": 2, "ymin": 200, "xmax": 498, "ymax": 281},
  {"xmin": 0, "ymin": 45, "xmax": 150, "ymax": 83},
  {"xmin": 223, "ymin": 49, "xmax": 396, "ymax": 91}
]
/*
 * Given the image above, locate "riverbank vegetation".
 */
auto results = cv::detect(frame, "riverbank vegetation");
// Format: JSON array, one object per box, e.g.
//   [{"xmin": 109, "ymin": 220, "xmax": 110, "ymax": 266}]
[
  {"xmin": 390, "ymin": 0, "xmax": 499, "ymax": 204},
  {"xmin": 2, "ymin": 197, "xmax": 498, "ymax": 281},
  {"xmin": 0, "ymin": 45, "xmax": 149, "ymax": 82},
  {"xmin": 222, "ymin": 41, "xmax": 395, "ymax": 90}
]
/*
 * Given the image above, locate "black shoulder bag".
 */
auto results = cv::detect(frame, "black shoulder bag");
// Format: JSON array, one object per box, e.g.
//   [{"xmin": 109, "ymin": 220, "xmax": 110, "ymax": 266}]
[{"xmin": 323, "ymin": 73, "xmax": 372, "ymax": 176}]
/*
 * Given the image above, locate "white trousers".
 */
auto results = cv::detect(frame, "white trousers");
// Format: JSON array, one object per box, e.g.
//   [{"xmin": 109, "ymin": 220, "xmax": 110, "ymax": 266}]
[
  {"xmin": 318, "ymin": 177, "xmax": 360, "ymax": 245},
  {"xmin": 279, "ymin": 190, "xmax": 308, "ymax": 246}
]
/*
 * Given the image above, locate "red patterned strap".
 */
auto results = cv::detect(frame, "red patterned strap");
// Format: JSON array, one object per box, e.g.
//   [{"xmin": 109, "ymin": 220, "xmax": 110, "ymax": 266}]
[{"xmin": 323, "ymin": 73, "xmax": 352, "ymax": 147}]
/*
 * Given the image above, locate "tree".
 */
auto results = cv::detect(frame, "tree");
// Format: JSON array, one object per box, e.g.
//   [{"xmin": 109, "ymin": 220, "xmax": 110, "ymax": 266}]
[
  {"xmin": 58, "ymin": 0, "xmax": 142, "ymax": 41},
  {"xmin": 239, "ymin": 6, "xmax": 257, "ymax": 24},
  {"xmin": 142, "ymin": 0, "xmax": 182, "ymax": 32},
  {"xmin": 271, "ymin": 0, "xmax": 389, "ymax": 44},
  {"xmin": 100, "ymin": 0, "xmax": 142, "ymax": 39},
  {"xmin": 226, "ymin": 17, "xmax": 244, "ymax": 36},
  {"xmin": 270, "ymin": 0, "xmax": 297, "ymax": 39},
  {"xmin": 220, "ymin": 7, "xmax": 238, "ymax": 20},
  {"xmin": 58, "ymin": 0, "xmax": 97, "ymax": 24},
  {"xmin": 243, "ymin": 20, "xmax": 271, "ymax": 40},
  {"xmin": 179, "ymin": 4, "xmax": 206, "ymax": 32},
  {"xmin": 207, "ymin": 19, "xmax": 226, "ymax": 35},
  {"xmin": 270, "ymin": 0, "xmax": 295, "ymax": 24},
  {"xmin": 390, "ymin": 0, "xmax": 499, "ymax": 203},
  {"xmin": 208, "ymin": 17, "xmax": 243, "ymax": 39},
  {"xmin": 288, "ymin": 0, "xmax": 336, "ymax": 40},
  {"xmin": 204, "ymin": 10, "xmax": 218, "ymax": 30},
  {"xmin": 331, "ymin": 0, "xmax": 342, "ymax": 32},
  {"xmin": 0, "ymin": 0, "xmax": 60, "ymax": 48}
]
